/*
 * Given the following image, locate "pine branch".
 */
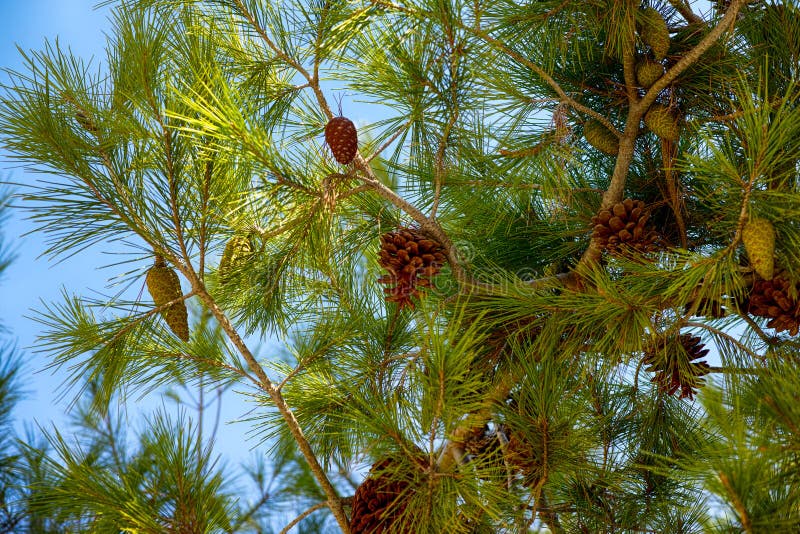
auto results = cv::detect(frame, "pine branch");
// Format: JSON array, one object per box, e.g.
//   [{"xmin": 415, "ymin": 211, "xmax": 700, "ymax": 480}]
[
  {"xmin": 232, "ymin": 0, "xmax": 468, "ymax": 286},
  {"xmin": 279, "ymin": 501, "xmax": 329, "ymax": 534},
  {"xmin": 718, "ymin": 472, "xmax": 753, "ymax": 533},
  {"xmin": 668, "ymin": 0, "xmax": 704, "ymax": 25},
  {"xmin": 640, "ymin": 0, "xmax": 746, "ymax": 111},
  {"xmin": 577, "ymin": 0, "xmax": 748, "ymax": 269},
  {"xmin": 420, "ymin": 4, "xmax": 622, "ymax": 138},
  {"xmin": 183, "ymin": 276, "xmax": 351, "ymax": 533}
]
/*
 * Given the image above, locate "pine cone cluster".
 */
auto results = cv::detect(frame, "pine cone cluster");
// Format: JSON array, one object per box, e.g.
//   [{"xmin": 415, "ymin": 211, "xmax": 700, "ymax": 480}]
[
  {"xmin": 591, "ymin": 199, "xmax": 659, "ymax": 254},
  {"xmin": 748, "ymin": 276, "xmax": 800, "ymax": 336},
  {"xmin": 643, "ymin": 334, "xmax": 710, "ymax": 399},
  {"xmin": 350, "ymin": 459, "xmax": 414, "ymax": 534},
  {"xmin": 146, "ymin": 256, "xmax": 189, "ymax": 342},
  {"xmin": 378, "ymin": 228, "xmax": 446, "ymax": 309}
]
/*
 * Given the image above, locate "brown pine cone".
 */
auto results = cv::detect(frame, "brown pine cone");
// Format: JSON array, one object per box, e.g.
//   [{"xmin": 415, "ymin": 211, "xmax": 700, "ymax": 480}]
[
  {"xmin": 748, "ymin": 276, "xmax": 800, "ymax": 336},
  {"xmin": 350, "ymin": 459, "xmax": 414, "ymax": 534},
  {"xmin": 505, "ymin": 429, "xmax": 544, "ymax": 488},
  {"xmin": 643, "ymin": 334, "xmax": 710, "ymax": 399},
  {"xmin": 378, "ymin": 228, "xmax": 446, "ymax": 309},
  {"xmin": 463, "ymin": 425, "xmax": 507, "ymax": 475},
  {"xmin": 325, "ymin": 116, "xmax": 358, "ymax": 164},
  {"xmin": 591, "ymin": 198, "xmax": 659, "ymax": 255}
]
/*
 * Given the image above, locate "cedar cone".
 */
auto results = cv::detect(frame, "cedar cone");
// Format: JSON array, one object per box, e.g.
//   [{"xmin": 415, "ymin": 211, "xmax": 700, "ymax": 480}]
[
  {"xmin": 643, "ymin": 334, "xmax": 710, "ymax": 399},
  {"xmin": 325, "ymin": 116, "xmax": 358, "ymax": 164},
  {"xmin": 378, "ymin": 228, "xmax": 446, "ymax": 309},
  {"xmin": 350, "ymin": 458, "xmax": 414, "ymax": 534},
  {"xmin": 591, "ymin": 198, "xmax": 659, "ymax": 254},
  {"xmin": 748, "ymin": 276, "xmax": 800, "ymax": 336},
  {"xmin": 145, "ymin": 256, "xmax": 189, "ymax": 342}
]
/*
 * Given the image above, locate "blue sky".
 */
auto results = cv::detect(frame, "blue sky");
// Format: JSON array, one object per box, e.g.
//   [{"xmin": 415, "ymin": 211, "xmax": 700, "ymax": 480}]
[
  {"xmin": 1, "ymin": 1, "xmax": 115, "ymax": 419},
  {"xmin": 1, "ymin": 1, "xmax": 256, "ymax": 464}
]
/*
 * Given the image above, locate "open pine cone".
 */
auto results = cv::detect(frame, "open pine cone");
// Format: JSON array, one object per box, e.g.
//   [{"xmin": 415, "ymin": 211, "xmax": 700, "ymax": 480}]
[
  {"xmin": 350, "ymin": 458, "xmax": 414, "ymax": 534},
  {"xmin": 643, "ymin": 334, "xmax": 710, "ymax": 399},
  {"xmin": 463, "ymin": 425, "xmax": 507, "ymax": 477},
  {"xmin": 378, "ymin": 228, "xmax": 446, "ymax": 309},
  {"xmin": 748, "ymin": 276, "xmax": 800, "ymax": 336},
  {"xmin": 591, "ymin": 199, "xmax": 659, "ymax": 255}
]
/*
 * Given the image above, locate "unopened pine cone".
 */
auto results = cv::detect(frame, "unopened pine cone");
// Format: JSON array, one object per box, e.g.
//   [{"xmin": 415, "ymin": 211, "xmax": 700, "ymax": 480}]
[
  {"xmin": 219, "ymin": 234, "xmax": 254, "ymax": 285},
  {"xmin": 146, "ymin": 256, "xmax": 189, "ymax": 342},
  {"xmin": 591, "ymin": 198, "xmax": 659, "ymax": 254},
  {"xmin": 748, "ymin": 276, "xmax": 800, "ymax": 336},
  {"xmin": 378, "ymin": 228, "xmax": 446, "ymax": 309},
  {"xmin": 325, "ymin": 116, "xmax": 358, "ymax": 164},
  {"xmin": 584, "ymin": 120, "xmax": 619, "ymax": 155},
  {"xmin": 742, "ymin": 218, "xmax": 776, "ymax": 280},
  {"xmin": 644, "ymin": 104, "xmax": 680, "ymax": 142},
  {"xmin": 639, "ymin": 7, "xmax": 670, "ymax": 60},
  {"xmin": 350, "ymin": 458, "xmax": 414, "ymax": 534},
  {"xmin": 643, "ymin": 334, "xmax": 710, "ymax": 399}
]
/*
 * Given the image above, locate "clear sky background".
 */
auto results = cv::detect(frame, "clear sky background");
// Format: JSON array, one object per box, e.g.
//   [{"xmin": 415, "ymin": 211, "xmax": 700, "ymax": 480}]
[{"xmin": 0, "ymin": 1, "xmax": 257, "ymax": 466}]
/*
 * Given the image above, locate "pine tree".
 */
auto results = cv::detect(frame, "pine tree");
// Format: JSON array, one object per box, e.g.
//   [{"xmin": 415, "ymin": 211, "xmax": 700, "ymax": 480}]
[{"xmin": 1, "ymin": 0, "xmax": 800, "ymax": 532}]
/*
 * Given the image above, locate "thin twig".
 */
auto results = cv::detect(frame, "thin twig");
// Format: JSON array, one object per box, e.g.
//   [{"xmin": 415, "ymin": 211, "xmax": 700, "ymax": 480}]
[
  {"xmin": 668, "ymin": 0, "xmax": 704, "ymax": 25},
  {"xmin": 366, "ymin": 118, "xmax": 414, "ymax": 163},
  {"xmin": 185, "ymin": 274, "xmax": 350, "ymax": 533},
  {"xmin": 685, "ymin": 321, "xmax": 761, "ymax": 360},
  {"xmin": 279, "ymin": 501, "xmax": 330, "ymax": 534},
  {"xmin": 718, "ymin": 472, "xmax": 752, "ymax": 533}
]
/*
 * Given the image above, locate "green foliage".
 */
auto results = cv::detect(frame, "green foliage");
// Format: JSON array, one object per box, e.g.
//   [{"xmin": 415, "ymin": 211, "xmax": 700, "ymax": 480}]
[{"xmin": 2, "ymin": 0, "xmax": 800, "ymax": 532}]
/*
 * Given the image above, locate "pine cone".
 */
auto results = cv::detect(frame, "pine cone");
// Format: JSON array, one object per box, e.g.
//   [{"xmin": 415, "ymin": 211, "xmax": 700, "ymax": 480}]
[
  {"xmin": 742, "ymin": 218, "xmax": 776, "ymax": 280},
  {"xmin": 463, "ymin": 425, "xmax": 507, "ymax": 476},
  {"xmin": 350, "ymin": 459, "xmax": 414, "ymax": 534},
  {"xmin": 635, "ymin": 58, "xmax": 664, "ymax": 89},
  {"xmin": 748, "ymin": 276, "xmax": 800, "ymax": 336},
  {"xmin": 584, "ymin": 120, "xmax": 619, "ymax": 155},
  {"xmin": 146, "ymin": 256, "xmax": 189, "ymax": 342},
  {"xmin": 644, "ymin": 104, "xmax": 680, "ymax": 142},
  {"xmin": 639, "ymin": 7, "xmax": 670, "ymax": 60},
  {"xmin": 643, "ymin": 334, "xmax": 710, "ymax": 399},
  {"xmin": 219, "ymin": 234, "xmax": 254, "ymax": 285},
  {"xmin": 325, "ymin": 116, "xmax": 358, "ymax": 164},
  {"xmin": 378, "ymin": 228, "xmax": 446, "ymax": 309},
  {"xmin": 591, "ymin": 198, "xmax": 659, "ymax": 254},
  {"xmin": 505, "ymin": 429, "xmax": 544, "ymax": 488}
]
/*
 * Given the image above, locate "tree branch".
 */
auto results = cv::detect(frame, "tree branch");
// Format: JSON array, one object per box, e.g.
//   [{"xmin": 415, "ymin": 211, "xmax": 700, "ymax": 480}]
[
  {"xmin": 183, "ymin": 274, "xmax": 351, "ymax": 533},
  {"xmin": 279, "ymin": 501, "xmax": 331, "ymax": 534}
]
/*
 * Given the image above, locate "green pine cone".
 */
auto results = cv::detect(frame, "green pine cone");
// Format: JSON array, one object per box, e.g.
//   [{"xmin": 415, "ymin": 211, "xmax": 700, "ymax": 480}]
[
  {"xmin": 742, "ymin": 218, "xmax": 776, "ymax": 280},
  {"xmin": 584, "ymin": 120, "xmax": 619, "ymax": 155},
  {"xmin": 636, "ymin": 59, "xmax": 664, "ymax": 89},
  {"xmin": 644, "ymin": 105, "xmax": 680, "ymax": 142},
  {"xmin": 639, "ymin": 7, "xmax": 670, "ymax": 60},
  {"xmin": 146, "ymin": 257, "xmax": 189, "ymax": 342},
  {"xmin": 219, "ymin": 234, "xmax": 254, "ymax": 285}
]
